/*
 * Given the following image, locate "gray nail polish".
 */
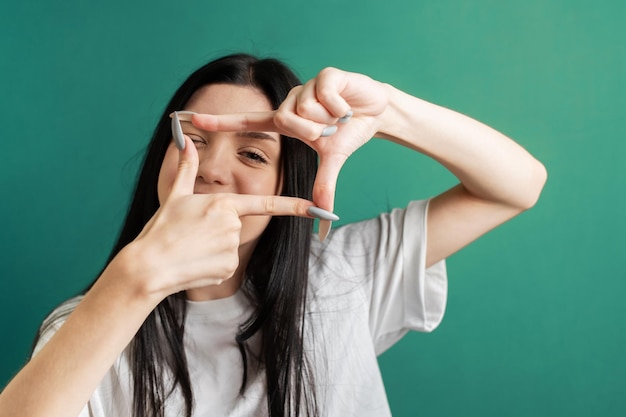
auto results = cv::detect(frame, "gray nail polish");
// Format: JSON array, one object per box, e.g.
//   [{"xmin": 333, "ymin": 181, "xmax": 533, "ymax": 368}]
[
  {"xmin": 338, "ymin": 110, "xmax": 353, "ymax": 124},
  {"xmin": 318, "ymin": 220, "xmax": 331, "ymax": 242},
  {"xmin": 171, "ymin": 112, "xmax": 185, "ymax": 150},
  {"xmin": 170, "ymin": 110, "xmax": 197, "ymax": 122},
  {"xmin": 320, "ymin": 125, "xmax": 337, "ymax": 137},
  {"xmin": 307, "ymin": 206, "xmax": 339, "ymax": 221}
]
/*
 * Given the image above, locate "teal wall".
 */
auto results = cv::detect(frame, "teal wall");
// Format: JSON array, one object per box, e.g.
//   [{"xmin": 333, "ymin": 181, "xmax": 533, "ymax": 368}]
[{"xmin": 1, "ymin": 1, "xmax": 624, "ymax": 415}]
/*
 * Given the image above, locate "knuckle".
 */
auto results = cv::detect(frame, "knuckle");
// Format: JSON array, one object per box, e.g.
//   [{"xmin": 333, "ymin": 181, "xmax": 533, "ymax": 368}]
[
  {"xmin": 177, "ymin": 158, "xmax": 192, "ymax": 172},
  {"xmin": 208, "ymin": 194, "xmax": 232, "ymax": 211},
  {"xmin": 223, "ymin": 232, "xmax": 240, "ymax": 250},
  {"xmin": 230, "ymin": 218, "xmax": 243, "ymax": 234},
  {"xmin": 315, "ymin": 182, "xmax": 336, "ymax": 196},
  {"xmin": 297, "ymin": 100, "xmax": 318, "ymax": 117},
  {"xmin": 223, "ymin": 253, "xmax": 239, "ymax": 276},
  {"xmin": 288, "ymin": 85, "xmax": 303, "ymax": 97},
  {"xmin": 316, "ymin": 86, "xmax": 335, "ymax": 104},
  {"xmin": 240, "ymin": 114, "xmax": 250, "ymax": 131},
  {"xmin": 273, "ymin": 110, "xmax": 290, "ymax": 130},
  {"xmin": 221, "ymin": 215, "xmax": 241, "ymax": 234},
  {"xmin": 307, "ymin": 125, "xmax": 323, "ymax": 141},
  {"xmin": 318, "ymin": 66, "xmax": 338, "ymax": 80},
  {"xmin": 264, "ymin": 196, "xmax": 276, "ymax": 213},
  {"xmin": 298, "ymin": 200, "xmax": 310, "ymax": 215},
  {"xmin": 292, "ymin": 200, "xmax": 307, "ymax": 217}
]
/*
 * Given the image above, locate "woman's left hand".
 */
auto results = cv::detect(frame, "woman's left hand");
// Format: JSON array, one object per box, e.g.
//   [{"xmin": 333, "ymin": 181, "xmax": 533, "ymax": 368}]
[{"xmin": 190, "ymin": 68, "xmax": 390, "ymax": 212}]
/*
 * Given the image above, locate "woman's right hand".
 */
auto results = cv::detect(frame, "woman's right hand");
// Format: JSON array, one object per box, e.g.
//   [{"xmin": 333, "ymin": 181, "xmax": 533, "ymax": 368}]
[{"xmin": 115, "ymin": 136, "xmax": 316, "ymax": 301}]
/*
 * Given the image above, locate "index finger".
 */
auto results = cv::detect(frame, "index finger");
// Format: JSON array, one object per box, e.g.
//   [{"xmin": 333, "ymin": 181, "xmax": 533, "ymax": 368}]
[
  {"xmin": 189, "ymin": 111, "xmax": 279, "ymax": 133},
  {"xmin": 230, "ymin": 194, "xmax": 338, "ymax": 221}
]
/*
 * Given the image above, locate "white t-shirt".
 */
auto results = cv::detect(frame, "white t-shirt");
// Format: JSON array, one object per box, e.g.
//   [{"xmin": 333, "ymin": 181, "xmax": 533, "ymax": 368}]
[{"xmin": 34, "ymin": 199, "xmax": 447, "ymax": 416}]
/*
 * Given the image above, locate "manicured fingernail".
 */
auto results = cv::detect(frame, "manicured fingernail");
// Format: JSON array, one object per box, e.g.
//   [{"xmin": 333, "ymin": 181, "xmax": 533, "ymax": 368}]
[
  {"xmin": 171, "ymin": 112, "xmax": 185, "ymax": 150},
  {"xmin": 320, "ymin": 125, "xmax": 337, "ymax": 137},
  {"xmin": 338, "ymin": 110, "xmax": 353, "ymax": 124},
  {"xmin": 307, "ymin": 206, "xmax": 339, "ymax": 221},
  {"xmin": 169, "ymin": 110, "xmax": 197, "ymax": 121},
  {"xmin": 318, "ymin": 220, "xmax": 331, "ymax": 241}
]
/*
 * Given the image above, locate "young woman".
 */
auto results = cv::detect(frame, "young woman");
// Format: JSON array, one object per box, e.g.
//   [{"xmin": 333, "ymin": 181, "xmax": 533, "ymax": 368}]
[{"xmin": 0, "ymin": 53, "xmax": 547, "ymax": 417}]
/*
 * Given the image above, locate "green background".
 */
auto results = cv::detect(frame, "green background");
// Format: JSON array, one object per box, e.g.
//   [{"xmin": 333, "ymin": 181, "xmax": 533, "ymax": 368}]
[{"xmin": 1, "ymin": 0, "xmax": 624, "ymax": 415}]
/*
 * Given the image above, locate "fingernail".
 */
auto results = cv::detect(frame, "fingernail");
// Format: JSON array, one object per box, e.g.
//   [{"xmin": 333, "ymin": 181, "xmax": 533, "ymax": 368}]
[
  {"xmin": 320, "ymin": 125, "xmax": 337, "ymax": 137},
  {"xmin": 338, "ymin": 110, "xmax": 353, "ymax": 124},
  {"xmin": 318, "ymin": 220, "xmax": 332, "ymax": 242},
  {"xmin": 307, "ymin": 206, "xmax": 339, "ymax": 221},
  {"xmin": 171, "ymin": 112, "xmax": 185, "ymax": 150},
  {"xmin": 169, "ymin": 110, "xmax": 197, "ymax": 122}
]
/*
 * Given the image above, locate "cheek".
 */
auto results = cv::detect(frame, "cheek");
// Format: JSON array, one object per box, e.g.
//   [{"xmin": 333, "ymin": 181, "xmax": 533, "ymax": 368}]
[
  {"xmin": 240, "ymin": 170, "xmax": 282, "ymax": 196},
  {"xmin": 157, "ymin": 146, "xmax": 179, "ymax": 204},
  {"xmin": 239, "ymin": 216, "xmax": 272, "ymax": 245}
]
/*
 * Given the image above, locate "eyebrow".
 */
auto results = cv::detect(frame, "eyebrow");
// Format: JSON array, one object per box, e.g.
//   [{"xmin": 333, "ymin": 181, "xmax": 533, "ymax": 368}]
[
  {"xmin": 236, "ymin": 131, "xmax": 279, "ymax": 142},
  {"xmin": 179, "ymin": 120, "xmax": 278, "ymax": 142}
]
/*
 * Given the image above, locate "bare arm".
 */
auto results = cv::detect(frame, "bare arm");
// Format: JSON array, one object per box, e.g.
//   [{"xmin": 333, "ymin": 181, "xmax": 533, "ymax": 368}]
[
  {"xmin": 0, "ymin": 136, "xmax": 322, "ymax": 417},
  {"xmin": 0, "ymin": 255, "xmax": 160, "ymax": 417},
  {"xmin": 191, "ymin": 69, "xmax": 547, "ymax": 266},
  {"xmin": 377, "ymin": 85, "xmax": 547, "ymax": 266}
]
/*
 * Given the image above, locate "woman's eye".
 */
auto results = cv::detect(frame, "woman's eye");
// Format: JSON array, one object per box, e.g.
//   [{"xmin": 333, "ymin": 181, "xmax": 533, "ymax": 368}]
[
  {"xmin": 241, "ymin": 151, "xmax": 268, "ymax": 164},
  {"xmin": 189, "ymin": 135, "xmax": 206, "ymax": 146}
]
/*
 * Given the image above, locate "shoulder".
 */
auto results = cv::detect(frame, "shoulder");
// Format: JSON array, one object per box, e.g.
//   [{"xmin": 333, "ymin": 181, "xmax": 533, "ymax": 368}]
[
  {"xmin": 307, "ymin": 199, "xmax": 432, "ymax": 291},
  {"xmin": 42, "ymin": 296, "xmax": 83, "ymax": 324},
  {"xmin": 310, "ymin": 199, "xmax": 431, "ymax": 255}
]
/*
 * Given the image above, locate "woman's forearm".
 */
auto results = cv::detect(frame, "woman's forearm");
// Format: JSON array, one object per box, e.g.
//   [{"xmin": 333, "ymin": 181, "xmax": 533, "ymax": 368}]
[
  {"xmin": 375, "ymin": 84, "xmax": 546, "ymax": 266},
  {"xmin": 0, "ymin": 249, "xmax": 160, "ymax": 417},
  {"xmin": 378, "ymin": 84, "xmax": 547, "ymax": 210}
]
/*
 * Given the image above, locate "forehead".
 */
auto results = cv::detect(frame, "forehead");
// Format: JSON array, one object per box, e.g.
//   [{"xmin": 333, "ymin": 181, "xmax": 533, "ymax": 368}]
[{"xmin": 185, "ymin": 84, "xmax": 273, "ymax": 115}]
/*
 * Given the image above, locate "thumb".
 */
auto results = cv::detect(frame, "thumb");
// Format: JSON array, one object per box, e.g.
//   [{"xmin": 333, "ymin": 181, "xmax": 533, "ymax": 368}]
[
  {"xmin": 312, "ymin": 153, "xmax": 347, "ymax": 212},
  {"xmin": 167, "ymin": 136, "xmax": 199, "ymax": 200}
]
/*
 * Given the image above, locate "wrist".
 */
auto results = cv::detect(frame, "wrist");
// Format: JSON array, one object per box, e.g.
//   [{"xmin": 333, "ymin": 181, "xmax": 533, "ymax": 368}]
[
  {"xmin": 376, "ymin": 84, "xmax": 415, "ymax": 140},
  {"xmin": 376, "ymin": 84, "xmax": 437, "ymax": 152},
  {"xmin": 98, "ymin": 243, "xmax": 165, "ymax": 310}
]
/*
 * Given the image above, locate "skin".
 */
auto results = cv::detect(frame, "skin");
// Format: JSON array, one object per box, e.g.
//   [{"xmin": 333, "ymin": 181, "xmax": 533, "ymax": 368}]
[
  {"xmin": 157, "ymin": 84, "xmax": 283, "ymax": 300},
  {"xmin": 0, "ymin": 67, "xmax": 546, "ymax": 417},
  {"xmin": 191, "ymin": 68, "xmax": 547, "ymax": 266}
]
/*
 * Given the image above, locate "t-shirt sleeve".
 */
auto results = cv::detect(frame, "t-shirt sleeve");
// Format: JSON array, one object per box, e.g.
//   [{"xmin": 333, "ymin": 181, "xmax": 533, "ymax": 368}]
[
  {"xmin": 314, "ymin": 199, "xmax": 447, "ymax": 355},
  {"xmin": 31, "ymin": 297, "xmax": 95, "ymax": 417},
  {"xmin": 32, "ymin": 296, "xmax": 82, "ymax": 357}
]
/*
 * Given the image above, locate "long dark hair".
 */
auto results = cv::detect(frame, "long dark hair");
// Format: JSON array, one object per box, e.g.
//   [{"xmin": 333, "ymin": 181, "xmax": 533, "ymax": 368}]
[{"xmin": 39, "ymin": 54, "xmax": 319, "ymax": 416}]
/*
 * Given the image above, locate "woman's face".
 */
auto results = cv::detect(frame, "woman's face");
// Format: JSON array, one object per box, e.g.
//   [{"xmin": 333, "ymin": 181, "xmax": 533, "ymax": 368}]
[{"xmin": 157, "ymin": 84, "xmax": 282, "ymax": 246}]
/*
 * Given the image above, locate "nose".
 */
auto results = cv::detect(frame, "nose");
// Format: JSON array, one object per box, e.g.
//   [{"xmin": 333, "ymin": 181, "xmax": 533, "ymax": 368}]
[{"xmin": 195, "ymin": 140, "xmax": 233, "ymax": 186}]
